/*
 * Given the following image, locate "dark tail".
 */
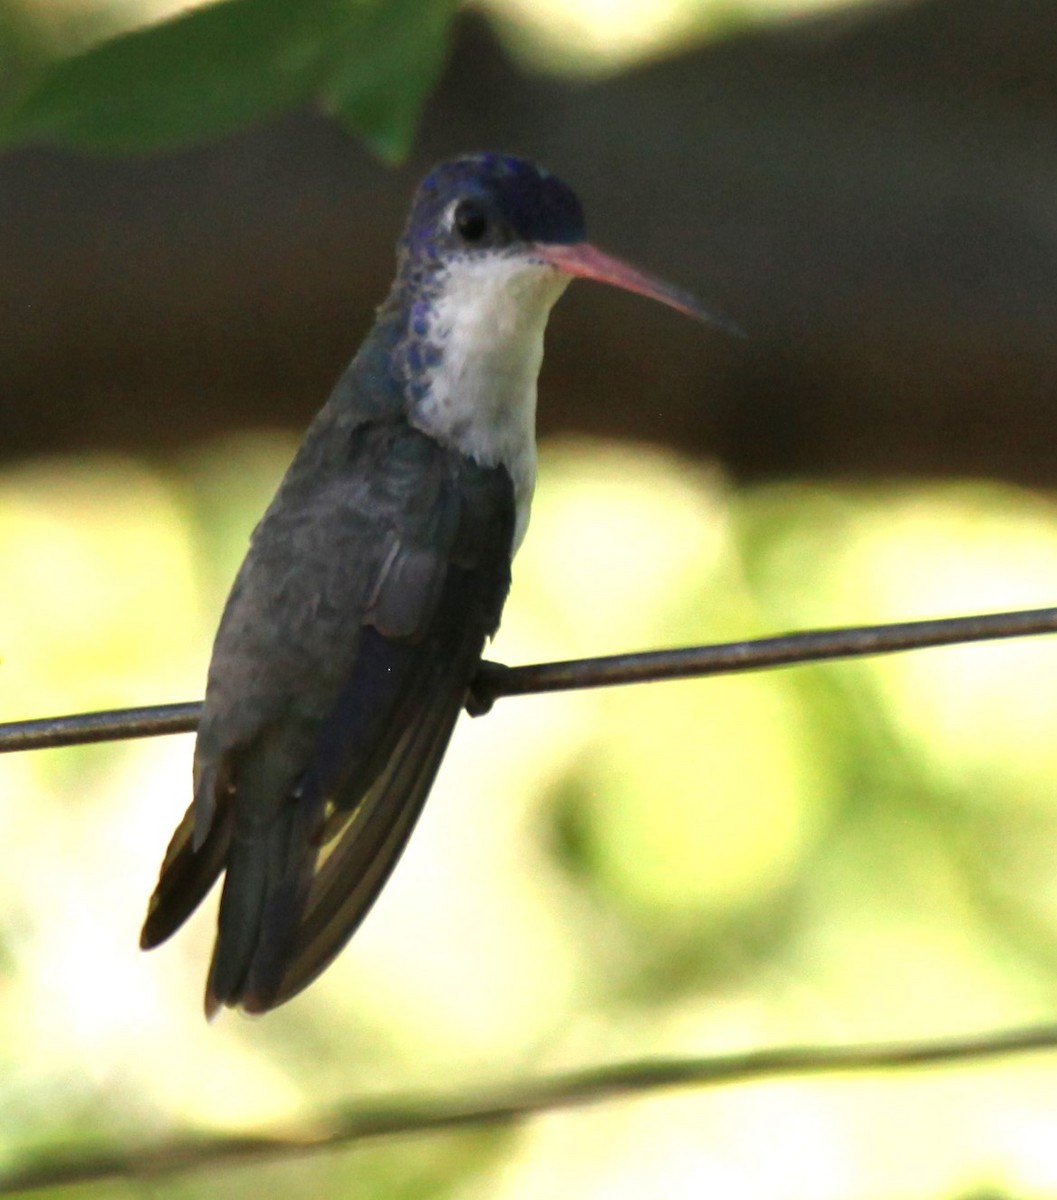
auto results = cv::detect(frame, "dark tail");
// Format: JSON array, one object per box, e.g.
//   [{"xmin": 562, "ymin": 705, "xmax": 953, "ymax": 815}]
[
  {"xmin": 204, "ymin": 758, "xmax": 324, "ymax": 1017},
  {"xmin": 140, "ymin": 795, "xmax": 234, "ymax": 952}
]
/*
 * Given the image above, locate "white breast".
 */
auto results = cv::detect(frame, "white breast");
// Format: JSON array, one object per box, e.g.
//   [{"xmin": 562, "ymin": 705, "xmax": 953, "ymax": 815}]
[{"xmin": 409, "ymin": 255, "xmax": 570, "ymax": 552}]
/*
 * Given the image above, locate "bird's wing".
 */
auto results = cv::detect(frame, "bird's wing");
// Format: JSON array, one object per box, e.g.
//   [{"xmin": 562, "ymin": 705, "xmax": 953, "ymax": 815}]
[
  {"xmin": 140, "ymin": 418, "xmax": 515, "ymax": 1015},
  {"xmin": 236, "ymin": 567, "xmax": 491, "ymax": 1012}
]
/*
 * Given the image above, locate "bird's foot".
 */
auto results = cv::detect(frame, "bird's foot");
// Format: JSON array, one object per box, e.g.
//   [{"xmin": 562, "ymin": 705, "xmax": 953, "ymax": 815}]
[{"xmin": 466, "ymin": 660, "xmax": 509, "ymax": 717}]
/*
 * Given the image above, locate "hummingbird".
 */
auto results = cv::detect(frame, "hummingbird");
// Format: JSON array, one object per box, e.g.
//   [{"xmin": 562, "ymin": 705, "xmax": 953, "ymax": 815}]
[{"xmin": 140, "ymin": 152, "xmax": 732, "ymax": 1016}]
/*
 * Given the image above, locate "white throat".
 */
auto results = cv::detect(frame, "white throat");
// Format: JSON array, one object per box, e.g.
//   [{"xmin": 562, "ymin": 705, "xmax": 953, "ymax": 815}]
[{"xmin": 409, "ymin": 255, "xmax": 570, "ymax": 552}]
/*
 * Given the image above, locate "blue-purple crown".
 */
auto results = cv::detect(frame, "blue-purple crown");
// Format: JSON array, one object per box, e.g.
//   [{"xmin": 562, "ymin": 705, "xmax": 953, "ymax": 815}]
[{"xmin": 402, "ymin": 153, "xmax": 586, "ymax": 256}]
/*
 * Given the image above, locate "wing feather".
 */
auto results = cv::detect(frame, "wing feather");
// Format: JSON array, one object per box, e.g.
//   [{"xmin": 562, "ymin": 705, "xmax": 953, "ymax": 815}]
[
  {"xmin": 140, "ymin": 782, "xmax": 235, "ymax": 950},
  {"xmin": 249, "ymin": 568, "xmax": 491, "ymax": 1010}
]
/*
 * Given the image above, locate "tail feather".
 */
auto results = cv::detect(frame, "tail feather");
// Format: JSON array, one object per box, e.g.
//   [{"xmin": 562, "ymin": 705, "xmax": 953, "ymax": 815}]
[
  {"xmin": 205, "ymin": 769, "xmax": 324, "ymax": 1016},
  {"xmin": 140, "ymin": 794, "xmax": 235, "ymax": 951}
]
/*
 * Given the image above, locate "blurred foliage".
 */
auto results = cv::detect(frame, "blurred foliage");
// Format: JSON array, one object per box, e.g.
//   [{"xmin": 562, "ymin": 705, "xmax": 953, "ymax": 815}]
[
  {"xmin": 0, "ymin": 0, "xmax": 459, "ymax": 160},
  {"xmin": 0, "ymin": 0, "xmax": 875, "ymax": 158},
  {"xmin": 3, "ymin": 436, "xmax": 1057, "ymax": 1197}
]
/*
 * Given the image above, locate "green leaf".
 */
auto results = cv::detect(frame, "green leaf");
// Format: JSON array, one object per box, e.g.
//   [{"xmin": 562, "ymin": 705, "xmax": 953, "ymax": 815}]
[
  {"xmin": 0, "ymin": 0, "xmax": 456, "ymax": 160},
  {"xmin": 319, "ymin": 0, "xmax": 459, "ymax": 163}
]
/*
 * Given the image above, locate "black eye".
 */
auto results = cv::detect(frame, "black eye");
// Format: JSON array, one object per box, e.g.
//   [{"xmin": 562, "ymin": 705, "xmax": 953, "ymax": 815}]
[{"xmin": 454, "ymin": 200, "xmax": 488, "ymax": 242}]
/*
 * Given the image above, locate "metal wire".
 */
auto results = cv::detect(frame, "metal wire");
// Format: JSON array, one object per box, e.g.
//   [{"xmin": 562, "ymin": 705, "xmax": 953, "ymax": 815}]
[{"xmin": 4, "ymin": 605, "xmax": 1057, "ymax": 754}]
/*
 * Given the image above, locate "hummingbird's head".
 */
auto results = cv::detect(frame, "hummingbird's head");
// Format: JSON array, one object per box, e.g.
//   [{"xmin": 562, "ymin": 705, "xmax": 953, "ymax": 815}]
[
  {"xmin": 386, "ymin": 154, "xmax": 737, "ymax": 552},
  {"xmin": 397, "ymin": 152, "xmax": 738, "ymax": 329}
]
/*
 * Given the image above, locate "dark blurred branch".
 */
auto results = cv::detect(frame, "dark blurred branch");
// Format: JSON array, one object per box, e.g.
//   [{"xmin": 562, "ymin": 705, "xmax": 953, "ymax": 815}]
[
  {"xmin": 3, "ymin": 605, "xmax": 1057, "ymax": 753},
  {"xmin": 5, "ymin": 1022, "xmax": 1057, "ymax": 1194}
]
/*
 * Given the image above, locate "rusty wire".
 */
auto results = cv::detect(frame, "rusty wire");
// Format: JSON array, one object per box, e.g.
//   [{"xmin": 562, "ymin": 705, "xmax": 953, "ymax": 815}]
[{"xmin": 3, "ymin": 605, "xmax": 1057, "ymax": 753}]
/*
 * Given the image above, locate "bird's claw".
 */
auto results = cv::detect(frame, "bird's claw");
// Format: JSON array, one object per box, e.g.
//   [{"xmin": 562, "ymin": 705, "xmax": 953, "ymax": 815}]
[{"xmin": 466, "ymin": 660, "xmax": 508, "ymax": 717}]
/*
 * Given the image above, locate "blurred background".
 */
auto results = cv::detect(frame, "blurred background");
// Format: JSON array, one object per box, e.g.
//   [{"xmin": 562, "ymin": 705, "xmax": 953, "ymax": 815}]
[{"xmin": 4, "ymin": 0, "xmax": 1057, "ymax": 1196}]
